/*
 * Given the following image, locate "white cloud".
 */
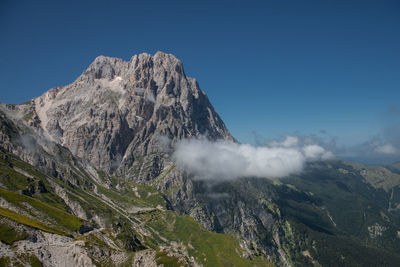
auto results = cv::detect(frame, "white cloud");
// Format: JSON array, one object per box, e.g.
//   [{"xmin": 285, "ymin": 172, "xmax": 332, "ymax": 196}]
[
  {"xmin": 269, "ymin": 135, "xmax": 299, "ymax": 147},
  {"xmin": 173, "ymin": 136, "xmax": 334, "ymax": 180},
  {"xmin": 374, "ymin": 144, "xmax": 399, "ymax": 155},
  {"xmin": 303, "ymin": 144, "xmax": 334, "ymax": 160}
]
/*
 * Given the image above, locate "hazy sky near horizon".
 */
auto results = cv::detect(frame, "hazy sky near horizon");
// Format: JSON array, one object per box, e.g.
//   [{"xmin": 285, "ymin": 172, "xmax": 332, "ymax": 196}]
[{"xmin": 1, "ymin": 0, "xmax": 399, "ymax": 163}]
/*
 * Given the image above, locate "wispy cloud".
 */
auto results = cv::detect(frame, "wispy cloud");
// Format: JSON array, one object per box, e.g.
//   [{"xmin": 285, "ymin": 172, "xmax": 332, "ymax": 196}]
[
  {"xmin": 340, "ymin": 106, "xmax": 400, "ymax": 164},
  {"xmin": 374, "ymin": 144, "xmax": 399, "ymax": 155}
]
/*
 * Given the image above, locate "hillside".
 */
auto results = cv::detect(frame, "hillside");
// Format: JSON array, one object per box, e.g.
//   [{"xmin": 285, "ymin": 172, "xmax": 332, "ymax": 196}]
[{"xmin": 0, "ymin": 115, "xmax": 271, "ymax": 266}]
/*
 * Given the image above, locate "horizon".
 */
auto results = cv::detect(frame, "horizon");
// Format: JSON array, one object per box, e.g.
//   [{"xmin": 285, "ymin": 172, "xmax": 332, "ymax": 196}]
[{"xmin": 1, "ymin": 0, "xmax": 399, "ymax": 165}]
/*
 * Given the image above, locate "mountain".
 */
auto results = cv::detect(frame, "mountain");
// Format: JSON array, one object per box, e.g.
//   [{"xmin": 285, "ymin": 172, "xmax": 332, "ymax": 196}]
[
  {"xmin": 1, "ymin": 52, "xmax": 400, "ymax": 266},
  {"xmin": 9, "ymin": 52, "xmax": 232, "ymax": 179},
  {"xmin": 0, "ymin": 52, "xmax": 264, "ymax": 267}
]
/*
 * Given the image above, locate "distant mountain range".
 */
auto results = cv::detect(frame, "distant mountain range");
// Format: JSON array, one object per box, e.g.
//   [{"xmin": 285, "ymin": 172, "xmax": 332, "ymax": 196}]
[{"xmin": 0, "ymin": 52, "xmax": 399, "ymax": 266}]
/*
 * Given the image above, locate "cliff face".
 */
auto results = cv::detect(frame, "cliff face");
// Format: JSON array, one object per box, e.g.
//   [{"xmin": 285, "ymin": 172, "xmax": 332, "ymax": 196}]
[{"xmin": 29, "ymin": 52, "xmax": 232, "ymax": 181}]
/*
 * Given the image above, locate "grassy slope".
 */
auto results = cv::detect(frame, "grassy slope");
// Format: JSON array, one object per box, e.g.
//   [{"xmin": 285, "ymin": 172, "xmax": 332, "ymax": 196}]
[
  {"xmin": 0, "ymin": 148, "xmax": 273, "ymax": 266},
  {"xmin": 139, "ymin": 209, "xmax": 273, "ymax": 267},
  {"xmin": 0, "ymin": 188, "xmax": 82, "ymax": 232},
  {"xmin": 97, "ymin": 171, "xmax": 274, "ymax": 266},
  {"xmin": 0, "ymin": 223, "xmax": 28, "ymax": 245},
  {"xmin": 0, "ymin": 150, "xmax": 84, "ymax": 238},
  {"xmin": 0, "ymin": 206, "xmax": 68, "ymax": 236}
]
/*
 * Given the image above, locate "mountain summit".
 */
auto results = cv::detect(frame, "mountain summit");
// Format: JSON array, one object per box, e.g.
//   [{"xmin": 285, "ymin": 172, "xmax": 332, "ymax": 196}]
[{"xmin": 7, "ymin": 52, "xmax": 232, "ymax": 180}]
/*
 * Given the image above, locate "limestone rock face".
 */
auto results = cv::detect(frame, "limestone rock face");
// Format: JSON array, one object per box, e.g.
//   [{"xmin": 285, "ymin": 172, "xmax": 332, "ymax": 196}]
[{"xmin": 31, "ymin": 52, "xmax": 232, "ymax": 180}]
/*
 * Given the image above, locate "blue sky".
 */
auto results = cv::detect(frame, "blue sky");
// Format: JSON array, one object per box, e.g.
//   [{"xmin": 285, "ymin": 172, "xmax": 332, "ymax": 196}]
[{"xmin": 1, "ymin": 0, "xmax": 399, "ymax": 163}]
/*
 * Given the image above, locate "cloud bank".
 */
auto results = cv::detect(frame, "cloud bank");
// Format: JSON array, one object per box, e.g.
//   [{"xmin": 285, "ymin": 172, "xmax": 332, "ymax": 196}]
[
  {"xmin": 173, "ymin": 136, "xmax": 334, "ymax": 180},
  {"xmin": 374, "ymin": 144, "xmax": 399, "ymax": 155}
]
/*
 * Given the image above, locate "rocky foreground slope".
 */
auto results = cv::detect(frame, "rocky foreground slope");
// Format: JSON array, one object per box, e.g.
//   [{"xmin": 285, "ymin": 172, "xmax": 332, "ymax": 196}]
[{"xmin": 1, "ymin": 52, "xmax": 400, "ymax": 266}]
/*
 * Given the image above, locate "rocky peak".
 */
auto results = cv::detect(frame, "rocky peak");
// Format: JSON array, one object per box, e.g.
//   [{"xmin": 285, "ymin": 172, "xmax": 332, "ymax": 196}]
[
  {"xmin": 14, "ymin": 52, "xmax": 233, "ymax": 180},
  {"xmin": 81, "ymin": 52, "xmax": 185, "ymax": 85}
]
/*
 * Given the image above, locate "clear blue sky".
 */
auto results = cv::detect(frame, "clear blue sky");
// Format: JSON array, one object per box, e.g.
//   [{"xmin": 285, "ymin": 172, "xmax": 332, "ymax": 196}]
[{"xmin": 1, "ymin": 0, "xmax": 399, "ymax": 156}]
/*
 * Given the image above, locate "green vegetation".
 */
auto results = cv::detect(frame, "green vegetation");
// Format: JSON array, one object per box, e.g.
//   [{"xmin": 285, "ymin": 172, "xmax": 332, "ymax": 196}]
[
  {"xmin": 0, "ymin": 149, "xmax": 73, "ymax": 211},
  {"xmin": 0, "ymin": 257, "xmax": 11, "ymax": 266},
  {"xmin": 22, "ymin": 112, "xmax": 34, "ymax": 121},
  {"xmin": 87, "ymin": 233, "xmax": 106, "ymax": 247},
  {"xmin": 0, "ymin": 223, "xmax": 28, "ymax": 244},
  {"xmin": 139, "ymin": 210, "xmax": 273, "ymax": 267},
  {"xmin": 0, "ymin": 188, "xmax": 82, "ymax": 232},
  {"xmin": 94, "ymin": 173, "xmax": 166, "ymax": 209},
  {"xmin": 0, "ymin": 206, "xmax": 66, "ymax": 235},
  {"xmin": 313, "ymin": 232, "xmax": 400, "ymax": 267},
  {"xmin": 155, "ymin": 251, "xmax": 182, "ymax": 267},
  {"xmin": 273, "ymin": 161, "xmax": 400, "ymax": 265},
  {"xmin": 152, "ymin": 165, "xmax": 176, "ymax": 186},
  {"xmin": 0, "ymin": 111, "xmax": 19, "ymax": 140},
  {"xmin": 0, "ymin": 254, "xmax": 43, "ymax": 267},
  {"xmin": 19, "ymin": 254, "xmax": 42, "ymax": 267},
  {"xmin": 0, "ymin": 148, "xmax": 273, "ymax": 266},
  {"xmin": 280, "ymin": 162, "xmax": 392, "ymax": 237}
]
